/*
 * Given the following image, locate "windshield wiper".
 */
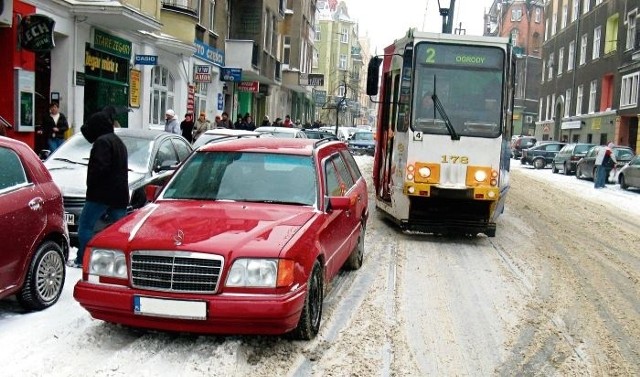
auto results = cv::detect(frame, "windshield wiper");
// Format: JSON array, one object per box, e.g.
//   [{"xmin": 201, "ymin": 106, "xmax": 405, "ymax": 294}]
[
  {"xmin": 431, "ymin": 94, "xmax": 460, "ymax": 141},
  {"xmin": 53, "ymin": 157, "xmax": 88, "ymax": 166},
  {"xmin": 242, "ymin": 199, "xmax": 309, "ymax": 206}
]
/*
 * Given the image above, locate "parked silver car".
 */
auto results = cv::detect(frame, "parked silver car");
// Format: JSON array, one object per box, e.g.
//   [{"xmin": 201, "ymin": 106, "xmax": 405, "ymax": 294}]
[{"xmin": 618, "ymin": 155, "xmax": 640, "ymax": 190}]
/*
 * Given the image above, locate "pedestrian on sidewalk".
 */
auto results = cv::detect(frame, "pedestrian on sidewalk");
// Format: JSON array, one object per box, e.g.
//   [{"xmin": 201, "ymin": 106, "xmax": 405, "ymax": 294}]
[
  {"xmin": 594, "ymin": 143, "xmax": 617, "ymax": 188},
  {"xmin": 41, "ymin": 102, "xmax": 69, "ymax": 152}
]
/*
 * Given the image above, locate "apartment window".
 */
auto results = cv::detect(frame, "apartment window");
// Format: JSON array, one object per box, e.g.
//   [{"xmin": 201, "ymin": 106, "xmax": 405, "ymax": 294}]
[
  {"xmin": 572, "ymin": 0, "xmax": 578, "ymax": 22},
  {"xmin": 283, "ymin": 36, "xmax": 291, "ymax": 65},
  {"xmin": 511, "ymin": 28, "xmax": 519, "ymax": 45},
  {"xmin": 315, "ymin": 24, "xmax": 321, "ymax": 41},
  {"xmin": 626, "ymin": 13, "xmax": 637, "ymax": 50},
  {"xmin": 546, "ymin": 95, "xmax": 551, "ymax": 120},
  {"xmin": 208, "ymin": 0, "xmax": 215, "ymax": 30},
  {"xmin": 620, "ymin": 72, "xmax": 639, "ymax": 108},
  {"xmin": 551, "ymin": 94, "xmax": 556, "ymax": 119},
  {"xmin": 149, "ymin": 66, "xmax": 175, "ymax": 125},
  {"xmin": 576, "ymin": 85, "xmax": 584, "ymax": 115},
  {"xmin": 558, "ymin": 47, "xmax": 564, "ymax": 76},
  {"xmin": 312, "ymin": 49, "xmax": 319, "ymax": 68},
  {"xmin": 565, "ymin": 88, "xmax": 572, "ymax": 117},
  {"xmin": 538, "ymin": 98, "xmax": 544, "ymax": 120},
  {"xmin": 340, "ymin": 27, "xmax": 348, "ymax": 43},
  {"xmin": 583, "ymin": 0, "xmax": 589, "ymax": 14},
  {"xmin": 595, "ymin": 0, "xmax": 603, "ymax": 5},
  {"xmin": 263, "ymin": 11, "xmax": 273, "ymax": 53},
  {"xmin": 593, "ymin": 26, "xmax": 601, "ymax": 59},
  {"xmin": 511, "ymin": 7, "xmax": 522, "ymax": 21},
  {"xmin": 338, "ymin": 83, "xmax": 346, "ymax": 97},
  {"xmin": 568, "ymin": 41, "xmax": 575, "ymax": 70},
  {"xmin": 552, "ymin": 13, "xmax": 557, "ymax": 35},
  {"xmin": 535, "ymin": 8, "xmax": 541, "ymax": 23},
  {"xmin": 588, "ymin": 80, "xmax": 597, "ymax": 113},
  {"xmin": 541, "ymin": 60, "xmax": 545, "ymax": 82},
  {"xmin": 601, "ymin": 74, "xmax": 614, "ymax": 110},
  {"xmin": 548, "ymin": 53, "xmax": 554, "ymax": 80},
  {"xmin": 605, "ymin": 14, "xmax": 619, "ymax": 54},
  {"xmin": 562, "ymin": 5, "xmax": 568, "ymax": 29},
  {"xmin": 195, "ymin": 82, "xmax": 208, "ymax": 119},
  {"xmin": 545, "ymin": 20, "xmax": 549, "ymax": 41},
  {"xmin": 580, "ymin": 34, "xmax": 587, "ymax": 65},
  {"xmin": 271, "ymin": 15, "xmax": 278, "ymax": 56},
  {"xmin": 339, "ymin": 54, "xmax": 347, "ymax": 70}
]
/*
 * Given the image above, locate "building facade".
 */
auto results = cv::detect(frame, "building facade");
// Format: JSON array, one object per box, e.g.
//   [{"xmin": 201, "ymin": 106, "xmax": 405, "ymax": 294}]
[
  {"xmin": 486, "ymin": 0, "xmax": 545, "ymax": 136},
  {"xmin": 539, "ymin": 0, "xmax": 638, "ymax": 153}
]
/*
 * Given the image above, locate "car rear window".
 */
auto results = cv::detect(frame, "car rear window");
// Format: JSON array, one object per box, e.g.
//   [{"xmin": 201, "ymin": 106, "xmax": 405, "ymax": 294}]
[{"xmin": 574, "ymin": 144, "xmax": 592, "ymax": 154}]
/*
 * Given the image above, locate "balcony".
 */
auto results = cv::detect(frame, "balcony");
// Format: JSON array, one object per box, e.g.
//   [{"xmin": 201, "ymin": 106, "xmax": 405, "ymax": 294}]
[
  {"xmin": 62, "ymin": 1, "xmax": 162, "ymax": 32},
  {"xmin": 161, "ymin": 0, "xmax": 198, "ymax": 18}
]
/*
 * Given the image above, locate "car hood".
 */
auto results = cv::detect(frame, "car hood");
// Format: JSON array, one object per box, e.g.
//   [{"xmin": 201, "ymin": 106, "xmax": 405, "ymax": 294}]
[
  {"xmin": 46, "ymin": 164, "xmax": 146, "ymax": 196},
  {"xmin": 95, "ymin": 201, "xmax": 315, "ymax": 256}
]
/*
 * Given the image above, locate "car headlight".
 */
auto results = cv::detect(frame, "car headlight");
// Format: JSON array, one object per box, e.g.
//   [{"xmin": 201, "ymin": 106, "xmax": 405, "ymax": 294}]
[
  {"xmin": 88, "ymin": 249, "xmax": 128, "ymax": 279},
  {"xmin": 225, "ymin": 259, "xmax": 295, "ymax": 288}
]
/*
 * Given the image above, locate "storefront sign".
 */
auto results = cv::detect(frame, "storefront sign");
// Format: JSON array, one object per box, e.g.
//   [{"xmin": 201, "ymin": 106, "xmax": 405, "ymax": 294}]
[
  {"xmin": 299, "ymin": 73, "xmax": 325, "ymax": 86},
  {"xmin": 237, "ymin": 81, "xmax": 259, "ymax": 92},
  {"xmin": 19, "ymin": 14, "xmax": 56, "ymax": 52},
  {"xmin": 130, "ymin": 69, "xmax": 141, "ymax": 108},
  {"xmin": 221, "ymin": 68, "xmax": 242, "ymax": 82},
  {"xmin": 75, "ymin": 71, "xmax": 85, "ymax": 86},
  {"xmin": 134, "ymin": 55, "xmax": 158, "ymax": 65},
  {"xmin": 14, "ymin": 69, "xmax": 35, "ymax": 132},
  {"xmin": 193, "ymin": 40, "xmax": 225, "ymax": 67},
  {"xmin": 187, "ymin": 84, "xmax": 196, "ymax": 113},
  {"xmin": 93, "ymin": 29, "xmax": 132, "ymax": 59},
  {"xmin": 561, "ymin": 120, "xmax": 582, "ymax": 130},
  {"xmin": 217, "ymin": 93, "xmax": 224, "ymax": 111},
  {"xmin": 313, "ymin": 89, "xmax": 327, "ymax": 105},
  {"xmin": 84, "ymin": 46, "xmax": 129, "ymax": 84},
  {"xmin": 194, "ymin": 65, "xmax": 212, "ymax": 83}
]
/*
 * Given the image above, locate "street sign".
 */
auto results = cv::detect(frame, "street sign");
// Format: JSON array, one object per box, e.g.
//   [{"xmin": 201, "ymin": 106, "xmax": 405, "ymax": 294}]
[{"xmin": 134, "ymin": 54, "xmax": 158, "ymax": 65}]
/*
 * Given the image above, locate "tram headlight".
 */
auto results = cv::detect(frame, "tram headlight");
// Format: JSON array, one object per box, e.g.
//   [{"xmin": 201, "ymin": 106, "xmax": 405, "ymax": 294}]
[
  {"xmin": 418, "ymin": 166, "xmax": 431, "ymax": 178},
  {"xmin": 407, "ymin": 173, "xmax": 414, "ymax": 181},
  {"xmin": 474, "ymin": 170, "xmax": 488, "ymax": 182}
]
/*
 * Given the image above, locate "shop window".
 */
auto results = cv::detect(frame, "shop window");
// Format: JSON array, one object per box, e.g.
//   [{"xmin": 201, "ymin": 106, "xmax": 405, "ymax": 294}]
[{"xmin": 149, "ymin": 66, "xmax": 175, "ymax": 125}]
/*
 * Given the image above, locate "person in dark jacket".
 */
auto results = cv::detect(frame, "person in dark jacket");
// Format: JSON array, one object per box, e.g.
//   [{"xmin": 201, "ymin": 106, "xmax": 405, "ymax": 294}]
[
  {"xmin": 41, "ymin": 102, "xmax": 69, "ymax": 152},
  {"xmin": 71, "ymin": 106, "xmax": 129, "ymax": 268},
  {"xmin": 180, "ymin": 113, "xmax": 194, "ymax": 143}
]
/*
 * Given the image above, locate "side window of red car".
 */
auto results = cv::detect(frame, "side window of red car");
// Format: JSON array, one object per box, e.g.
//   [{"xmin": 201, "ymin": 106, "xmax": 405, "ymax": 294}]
[
  {"xmin": 325, "ymin": 158, "xmax": 342, "ymax": 196},
  {"xmin": 334, "ymin": 155, "xmax": 355, "ymax": 189},
  {"xmin": 0, "ymin": 147, "xmax": 28, "ymax": 191},
  {"xmin": 340, "ymin": 150, "xmax": 363, "ymax": 181}
]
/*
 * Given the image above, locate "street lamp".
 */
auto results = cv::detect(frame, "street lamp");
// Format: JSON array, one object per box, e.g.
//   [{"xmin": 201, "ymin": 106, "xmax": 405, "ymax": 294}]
[{"xmin": 437, "ymin": 0, "xmax": 456, "ymax": 34}]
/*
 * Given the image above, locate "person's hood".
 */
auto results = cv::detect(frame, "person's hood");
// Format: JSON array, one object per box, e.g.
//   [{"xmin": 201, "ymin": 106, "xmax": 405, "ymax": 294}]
[{"xmin": 81, "ymin": 106, "xmax": 117, "ymax": 143}]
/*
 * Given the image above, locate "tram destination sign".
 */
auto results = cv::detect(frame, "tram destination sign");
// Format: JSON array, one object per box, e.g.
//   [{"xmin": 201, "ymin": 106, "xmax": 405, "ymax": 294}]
[{"xmin": 416, "ymin": 43, "xmax": 504, "ymax": 69}]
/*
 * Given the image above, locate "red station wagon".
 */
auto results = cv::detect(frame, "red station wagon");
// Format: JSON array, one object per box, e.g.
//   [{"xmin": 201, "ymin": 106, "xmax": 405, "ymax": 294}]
[
  {"xmin": 0, "ymin": 136, "xmax": 69, "ymax": 310},
  {"xmin": 74, "ymin": 138, "xmax": 368, "ymax": 339}
]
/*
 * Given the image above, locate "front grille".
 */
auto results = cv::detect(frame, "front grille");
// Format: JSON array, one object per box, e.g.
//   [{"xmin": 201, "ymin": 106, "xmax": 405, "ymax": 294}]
[
  {"xmin": 131, "ymin": 251, "xmax": 224, "ymax": 293},
  {"xmin": 63, "ymin": 196, "xmax": 85, "ymax": 208}
]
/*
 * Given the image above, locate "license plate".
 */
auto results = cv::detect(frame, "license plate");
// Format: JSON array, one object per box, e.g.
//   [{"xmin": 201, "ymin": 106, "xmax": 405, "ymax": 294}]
[
  {"xmin": 133, "ymin": 296, "xmax": 207, "ymax": 320},
  {"xmin": 64, "ymin": 212, "xmax": 75, "ymax": 225}
]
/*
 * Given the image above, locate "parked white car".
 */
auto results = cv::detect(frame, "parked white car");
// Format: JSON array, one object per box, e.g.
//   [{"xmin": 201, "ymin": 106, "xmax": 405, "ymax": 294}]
[{"xmin": 254, "ymin": 126, "xmax": 308, "ymax": 138}]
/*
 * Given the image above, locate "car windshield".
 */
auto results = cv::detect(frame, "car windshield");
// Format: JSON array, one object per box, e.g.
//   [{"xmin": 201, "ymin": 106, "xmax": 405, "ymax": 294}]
[
  {"xmin": 614, "ymin": 148, "xmax": 634, "ymax": 160},
  {"xmin": 163, "ymin": 152, "xmax": 317, "ymax": 206},
  {"xmin": 574, "ymin": 144, "xmax": 593, "ymax": 154},
  {"xmin": 352, "ymin": 132, "xmax": 373, "ymax": 141},
  {"xmin": 49, "ymin": 134, "xmax": 153, "ymax": 172}
]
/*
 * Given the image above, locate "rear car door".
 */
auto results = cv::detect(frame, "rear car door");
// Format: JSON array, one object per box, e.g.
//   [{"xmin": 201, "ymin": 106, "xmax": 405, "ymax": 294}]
[{"xmin": 0, "ymin": 145, "xmax": 46, "ymax": 292}]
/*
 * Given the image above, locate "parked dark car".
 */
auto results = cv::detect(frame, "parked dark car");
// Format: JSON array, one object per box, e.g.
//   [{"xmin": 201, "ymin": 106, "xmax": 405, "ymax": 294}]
[
  {"xmin": 303, "ymin": 129, "xmax": 337, "ymax": 140},
  {"xmin": 618, "ymin": 155, "xmax": 640, "ymax": 190},
  {"xmin": 74, "ymin": 138, "xmax": 368, "ymax": 339},
  {"xmin": 520, "ymin": 142, "xmax": 566, "ymax": 169},
  {"xmin": 0, "ymin": 136, "xmax": 69, "ymax": 311},
  {"xmin": 44, "ymin": 129, "xmax": 192, "ymax": 245},
  {"xmin": 347, "ymin": 130, "xmax": 375, "ymax": 155},
  {"xmin": 511, "ymin": 136, "xmax": 537, "ymax": 159},
  {"xmin": 576, "ymin": 145, "xmax": 635, "ymax": 181},
  {"xmin": 551, "ymin": 142, "xmax": 596, "ymax": 175}
]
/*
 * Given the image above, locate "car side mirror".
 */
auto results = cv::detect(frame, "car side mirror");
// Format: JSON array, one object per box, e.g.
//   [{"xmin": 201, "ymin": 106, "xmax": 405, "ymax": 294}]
[
  {"xmin": 325, "ymin": 196, "xmax": 351, "ymax": 212},
  {"xmin": 155, "ymin": 160, "xmax": 179, "ymax": 172},
  {"xmin": 366, "ymin": 56, "xmax": 382, "ymax": 96},
  {"xmin": 144, "ymin": 185, "xmax": 161, "ymax": 202},
  {"xmin": 39, "ymin": 149, "xmax": 51, "ymax": 161}
]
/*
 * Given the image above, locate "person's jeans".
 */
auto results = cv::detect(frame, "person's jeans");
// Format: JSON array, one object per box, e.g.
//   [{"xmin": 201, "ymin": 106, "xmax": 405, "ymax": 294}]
[
  {"xmin": 47, "ymin": 138, "xmax": 64, "ymax": 153},
  {"xmin": 594, "ymin": 165, "xmax": 608, "ymax": 188},
  {"xmin": 76, "ymin": 201, "xmax": 126, "ymax": 265}
]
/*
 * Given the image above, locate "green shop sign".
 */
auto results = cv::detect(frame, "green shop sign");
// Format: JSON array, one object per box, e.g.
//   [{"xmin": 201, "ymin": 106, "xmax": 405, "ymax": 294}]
[{"xmin": 93, "ymin": 29, "xmax": 132, "ymax": 59}]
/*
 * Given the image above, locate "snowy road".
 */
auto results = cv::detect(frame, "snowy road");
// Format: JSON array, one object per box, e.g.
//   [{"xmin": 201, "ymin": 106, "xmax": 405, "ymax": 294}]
[{"xmin": 1, "ymin": 157, "xmax": 639, "ymax": 376}]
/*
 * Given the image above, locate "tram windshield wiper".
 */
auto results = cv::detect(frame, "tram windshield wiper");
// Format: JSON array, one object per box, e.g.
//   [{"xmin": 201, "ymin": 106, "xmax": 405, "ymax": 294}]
[{"xmin": 431, "ymin": 94, "xmax": 460, "ymax": 140}]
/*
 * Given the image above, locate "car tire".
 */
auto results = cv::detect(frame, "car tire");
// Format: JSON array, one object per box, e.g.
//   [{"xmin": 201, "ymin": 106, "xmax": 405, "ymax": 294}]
[
  {"xmin": 485, "ymin": 228, "xmax": 496, "ymax": 237},
  {"xmin": 533, "ymin": 158, "xmax": 545, "ymax": 169},
  {"xmin": 290, "ymin": 261, "xmax": 323, "ymax": 340},
  {"xmin": 563, "ymin": 163, "xmax": 571, "ymax": 175},
  {"xmin": 344, "ymin": 223, "xmax": 365, "ymax": 270},
  {"xmin": 17, "ymin": 241, "xmax": 66, "ymax": 311},
  {"xmin": 620, "ymin": 175, "xmax": 629, "ymax": 190},
  {"xmin": 552, "ymin": 163, "xmax": 558, "ymax": 174},
  {"xmin": 576, "ymin": 165, "xmax": 582, "ymax": 179}
]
